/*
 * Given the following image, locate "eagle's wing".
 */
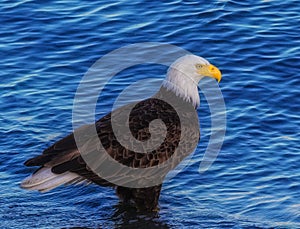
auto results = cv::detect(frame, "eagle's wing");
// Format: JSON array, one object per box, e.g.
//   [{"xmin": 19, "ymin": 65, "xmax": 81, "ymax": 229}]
[{"xmin": 21, "ymin": 96, "xmax": 199, "ymax": 191}]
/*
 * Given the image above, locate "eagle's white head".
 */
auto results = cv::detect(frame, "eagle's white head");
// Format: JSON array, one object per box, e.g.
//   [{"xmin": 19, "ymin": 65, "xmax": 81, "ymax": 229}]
[{"xmin": 163, "ymin": 55, "xmax": 222, "ymax": 108}]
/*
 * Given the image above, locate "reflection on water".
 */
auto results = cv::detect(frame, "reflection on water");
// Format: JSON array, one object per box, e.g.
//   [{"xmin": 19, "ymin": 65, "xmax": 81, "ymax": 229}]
[
  {"xmin": 110, "ymin": 203, "xmax": 170, "ymax": 228},
  {"xmin": 63, "ymin": 202, "xmax": 170, "ymax": 229}
]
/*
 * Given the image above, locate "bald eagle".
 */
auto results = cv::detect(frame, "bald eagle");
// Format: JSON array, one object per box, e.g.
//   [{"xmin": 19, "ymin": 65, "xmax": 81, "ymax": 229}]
[{"xmin": 21, "ymin": 55, "xmax": 221, "ymax": 211}]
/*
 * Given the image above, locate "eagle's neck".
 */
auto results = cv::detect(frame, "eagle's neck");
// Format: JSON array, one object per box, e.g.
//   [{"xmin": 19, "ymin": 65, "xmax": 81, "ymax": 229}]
[{"xmin": 161, "ymin": 69, "xmax": 200, "ymax": 108}]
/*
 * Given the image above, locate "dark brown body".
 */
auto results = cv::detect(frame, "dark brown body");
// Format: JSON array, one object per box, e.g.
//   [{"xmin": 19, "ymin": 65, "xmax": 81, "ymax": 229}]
[{"xmin": 24, "ymin": 86, "xmax": 200, "ymax": 211}]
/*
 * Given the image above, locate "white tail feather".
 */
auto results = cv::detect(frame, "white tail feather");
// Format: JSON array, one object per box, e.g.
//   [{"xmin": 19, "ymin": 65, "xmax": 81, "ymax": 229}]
[{"xmin": 21, "ymin": 167, "xmax": 80, "ymax": 192}]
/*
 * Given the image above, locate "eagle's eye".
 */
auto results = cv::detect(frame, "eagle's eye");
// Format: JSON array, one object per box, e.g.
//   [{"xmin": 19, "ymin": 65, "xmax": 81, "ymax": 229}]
[{"xmin": 195, "ymin": 64, "xmax": 203, "ymax": 69}]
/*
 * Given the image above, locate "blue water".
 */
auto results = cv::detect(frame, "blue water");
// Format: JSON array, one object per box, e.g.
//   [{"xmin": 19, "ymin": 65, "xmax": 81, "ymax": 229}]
[{"xmin": 1, "ymin": 0, "xmax": 300, "ymax": 228}]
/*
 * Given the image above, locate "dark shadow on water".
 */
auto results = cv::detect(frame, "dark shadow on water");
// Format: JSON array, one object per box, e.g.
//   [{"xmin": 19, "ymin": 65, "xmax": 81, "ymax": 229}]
[
  {"xmin": 110, "ymin": 202, "xmax": 170, "ymax": 228},
  {"xmin": 62, "ymin": 202, "xmax": 170, "ymax": 229}
]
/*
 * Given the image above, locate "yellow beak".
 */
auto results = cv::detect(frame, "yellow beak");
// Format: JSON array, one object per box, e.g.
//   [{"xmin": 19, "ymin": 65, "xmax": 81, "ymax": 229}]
[{"xmin": 197, "ymin": 64, "xmax": 222, "ymax": 83}]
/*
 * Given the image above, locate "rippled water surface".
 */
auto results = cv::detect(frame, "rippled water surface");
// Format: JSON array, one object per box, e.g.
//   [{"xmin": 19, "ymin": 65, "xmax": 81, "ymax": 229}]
[{"xmin": 1, "ymin": 0, "xmax": 300, "ymax": 228}]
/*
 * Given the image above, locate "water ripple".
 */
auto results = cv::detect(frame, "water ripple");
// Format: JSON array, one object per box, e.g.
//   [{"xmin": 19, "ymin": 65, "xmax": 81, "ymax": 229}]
[{"xmin": 1, "ymin": 0, "xmax": 300, "ymax": 228}]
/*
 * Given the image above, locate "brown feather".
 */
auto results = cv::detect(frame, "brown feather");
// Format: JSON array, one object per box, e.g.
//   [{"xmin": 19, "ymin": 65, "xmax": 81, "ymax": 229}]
[{"xmin": 23, "ymin": 86, "xmax": 200, "ymax": 211}]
